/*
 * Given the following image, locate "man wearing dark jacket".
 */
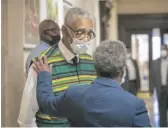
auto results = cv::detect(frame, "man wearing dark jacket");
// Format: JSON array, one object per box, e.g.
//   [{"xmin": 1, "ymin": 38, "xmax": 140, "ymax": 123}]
[
  {"xmin": 152, "ymin": 44, "xmax": 168, "ymax": 127},
  {"xmin": 34, "ymin": 40, "xmax": 151, "ymax": 127},
  {"xmin": 122, "ymin": 48, "xmax": 141, "ymax": 96}
]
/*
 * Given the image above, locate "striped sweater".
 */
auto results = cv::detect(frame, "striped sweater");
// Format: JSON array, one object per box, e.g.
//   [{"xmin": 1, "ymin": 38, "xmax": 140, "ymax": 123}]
[{"xmin": 35, "ymin": 46, "xmax": 97, "ymax": 127}]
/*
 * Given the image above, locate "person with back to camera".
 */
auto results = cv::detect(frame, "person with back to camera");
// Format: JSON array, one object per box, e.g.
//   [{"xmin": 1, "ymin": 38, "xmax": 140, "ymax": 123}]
[{"xmin": 34, "ymin": 40, "xmax": 151, "ymax": 127}]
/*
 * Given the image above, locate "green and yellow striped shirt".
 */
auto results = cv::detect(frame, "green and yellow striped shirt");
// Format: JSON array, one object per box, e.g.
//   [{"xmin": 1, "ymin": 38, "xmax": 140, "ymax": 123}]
[{"xmin": 35, "ymin": 46, "xmax": 97, "ymax": 127}]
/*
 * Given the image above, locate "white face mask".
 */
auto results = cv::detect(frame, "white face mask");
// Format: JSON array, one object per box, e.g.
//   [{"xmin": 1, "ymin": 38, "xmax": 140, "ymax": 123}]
[
  {"xmin": 161, "ymin": 50, "xmax": 167, "ymax": 58},
  {"xmin": 120, "ymin": 68, "xmax": 126, "ymax": 84},
  {"xmin": 65, "ymin": 25, "xmax": 94, "ymax": 54},
  {"xmin": 70, "ymin": 38, "xmax": 93, "ymax": 54}
]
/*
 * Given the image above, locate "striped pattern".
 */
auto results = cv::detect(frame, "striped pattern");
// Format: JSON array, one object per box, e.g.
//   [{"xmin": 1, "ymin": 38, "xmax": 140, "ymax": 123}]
[{"xmin": 35, "ymin": 46, "xmax": 97, "ymax": 127}]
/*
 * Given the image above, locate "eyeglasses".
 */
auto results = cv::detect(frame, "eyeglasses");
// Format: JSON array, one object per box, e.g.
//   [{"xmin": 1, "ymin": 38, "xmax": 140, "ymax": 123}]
[
  {"xmin": 44, "ymin": 28, "xmax": 60, "ymax": 33},
  {"xmin": 67, "ymin": 26, "xmax": 96, "ymax": 40}
]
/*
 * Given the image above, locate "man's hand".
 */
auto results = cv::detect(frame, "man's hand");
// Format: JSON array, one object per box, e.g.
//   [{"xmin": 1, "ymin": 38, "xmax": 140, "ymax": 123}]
[{"xmin": 33, "ymin": 55, "xmax": 51, "ymax": 74}]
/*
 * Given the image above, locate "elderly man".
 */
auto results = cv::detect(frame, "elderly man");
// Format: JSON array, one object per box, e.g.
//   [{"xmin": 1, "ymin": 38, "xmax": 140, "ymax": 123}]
[
  {"xmin": 34, "ymin": 40, "xmax": 151, "ymax": 127},
  {"xmin": 18, "ymin": 7, "xmax": 97, "ymax": 127},
  {"xmin": 26, "ymin": 19, "xmax": 61, "ymax": 73}
]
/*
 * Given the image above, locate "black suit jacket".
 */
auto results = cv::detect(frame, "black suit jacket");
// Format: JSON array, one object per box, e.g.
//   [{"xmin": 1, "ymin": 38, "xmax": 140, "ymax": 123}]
[
  {"xmin": 152, "ymin": 58, "xmax": 168, "ymax": 99},
  {"xmin": 122, "ymin": 59, "xmax": 141, "ymax": 93}
]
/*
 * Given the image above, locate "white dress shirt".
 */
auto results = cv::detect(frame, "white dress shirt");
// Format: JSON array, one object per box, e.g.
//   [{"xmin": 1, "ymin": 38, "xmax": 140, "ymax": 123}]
[
  {"xmin": 18, "ymin": 64, "xmax": 38, "ymax": 127},
  {"xmin": 18, "ymin": 41, "xmax": 81, "ymax": 127},
  {"xmin": 161, "ymin": 58, "xmax": 168, "ymax": 86},
  {"xmin": 126, "ymin": 59, "xmax": 136, "ymax": 80}
]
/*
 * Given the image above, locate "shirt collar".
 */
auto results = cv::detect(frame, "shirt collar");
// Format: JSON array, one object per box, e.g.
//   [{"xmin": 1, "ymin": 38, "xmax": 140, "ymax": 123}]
[
  {"xmin": 93, "ymin": 77, "xmax": 123, "ymax": 89},
  {"xmin": 40, "ymin": 40, "xmax": 50, "ymax": 47},
  {"xmin": 58, "ymin": 41, "xmax": 79, "ymax": 64}
]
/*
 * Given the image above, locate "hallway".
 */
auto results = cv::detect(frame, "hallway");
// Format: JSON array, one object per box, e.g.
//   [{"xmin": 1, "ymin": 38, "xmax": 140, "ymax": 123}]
[{"xmin": 2, "ymin": 0, "xmax": 168, "ymax": 127}]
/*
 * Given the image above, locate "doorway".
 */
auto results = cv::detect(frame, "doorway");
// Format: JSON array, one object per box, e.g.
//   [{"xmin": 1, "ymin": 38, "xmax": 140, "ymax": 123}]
[
  {"xmin": 129, "ymin": 29, "xmax": 152, "ymax": 93},
  {"xmin": 118, "ymin": 14, "xmax": 168, "ymax": 126},
  {"xmin": 118, "ymin": 14, "xmax": 168, "ymax": 94}
]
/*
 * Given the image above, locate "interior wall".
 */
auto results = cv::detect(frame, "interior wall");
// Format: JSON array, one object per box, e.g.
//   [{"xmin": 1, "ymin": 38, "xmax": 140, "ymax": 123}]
[
  {"xmin": 67, "ymin": 0, "xmax": 84, "ymax": 7},
  {"xmin": 2, "ymin": 0, "xmax": 25, "ymax": 126},
  {"xmin": 2, "ymin": 0, "xmax": 8, "ymax": 126},
  {"xmin": 118, "ymin": 0, "xmax": 168, "ymax": 14},
  {"xmin": 83, "ymin": 0, "xmax": 100, "ymax": 55},
  {"xmin": 107, "ymin": 0, "xmax": 168, "ymax": 41},
  {"xmin": 108, "ymin": 0, "xmax": 118, "ymax": 40}
]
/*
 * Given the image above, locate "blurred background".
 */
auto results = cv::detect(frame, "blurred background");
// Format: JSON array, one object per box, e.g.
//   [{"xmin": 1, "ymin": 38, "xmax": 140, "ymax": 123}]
[{"xmin": 2, "ymin": 0, "xmax": 168, "ymax": 127}]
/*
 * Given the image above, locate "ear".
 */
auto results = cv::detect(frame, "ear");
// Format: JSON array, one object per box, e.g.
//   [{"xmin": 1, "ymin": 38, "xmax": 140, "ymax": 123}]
[
  {"xmin": 42, "ymin": 32, "xmax": 52, "ymax": 41},
  {"xmin": 62, "ymin": 25, "xmax": 70, "ymax": 38}
]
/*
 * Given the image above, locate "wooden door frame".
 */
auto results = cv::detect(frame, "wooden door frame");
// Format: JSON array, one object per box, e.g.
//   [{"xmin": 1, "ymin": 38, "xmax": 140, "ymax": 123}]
[{"xmin": 118, "ymin": 13, "xmax": 168, "ymax": 47}]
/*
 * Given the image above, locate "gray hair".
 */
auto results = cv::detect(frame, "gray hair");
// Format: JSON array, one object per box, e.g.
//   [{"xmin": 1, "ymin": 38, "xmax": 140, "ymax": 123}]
[
  {"xmin": 64, "ymin": 7, "xmax": 93, "ymax": 26},
  {"xmin": 93, "ymin": 40, "xmax": 127, "ymax": 77}
]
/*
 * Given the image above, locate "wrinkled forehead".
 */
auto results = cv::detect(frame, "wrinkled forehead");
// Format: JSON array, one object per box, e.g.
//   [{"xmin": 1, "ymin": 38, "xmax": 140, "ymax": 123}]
[{"xmin": 70, "ymin": 17, "xmax": 93, "ymax": 31}]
